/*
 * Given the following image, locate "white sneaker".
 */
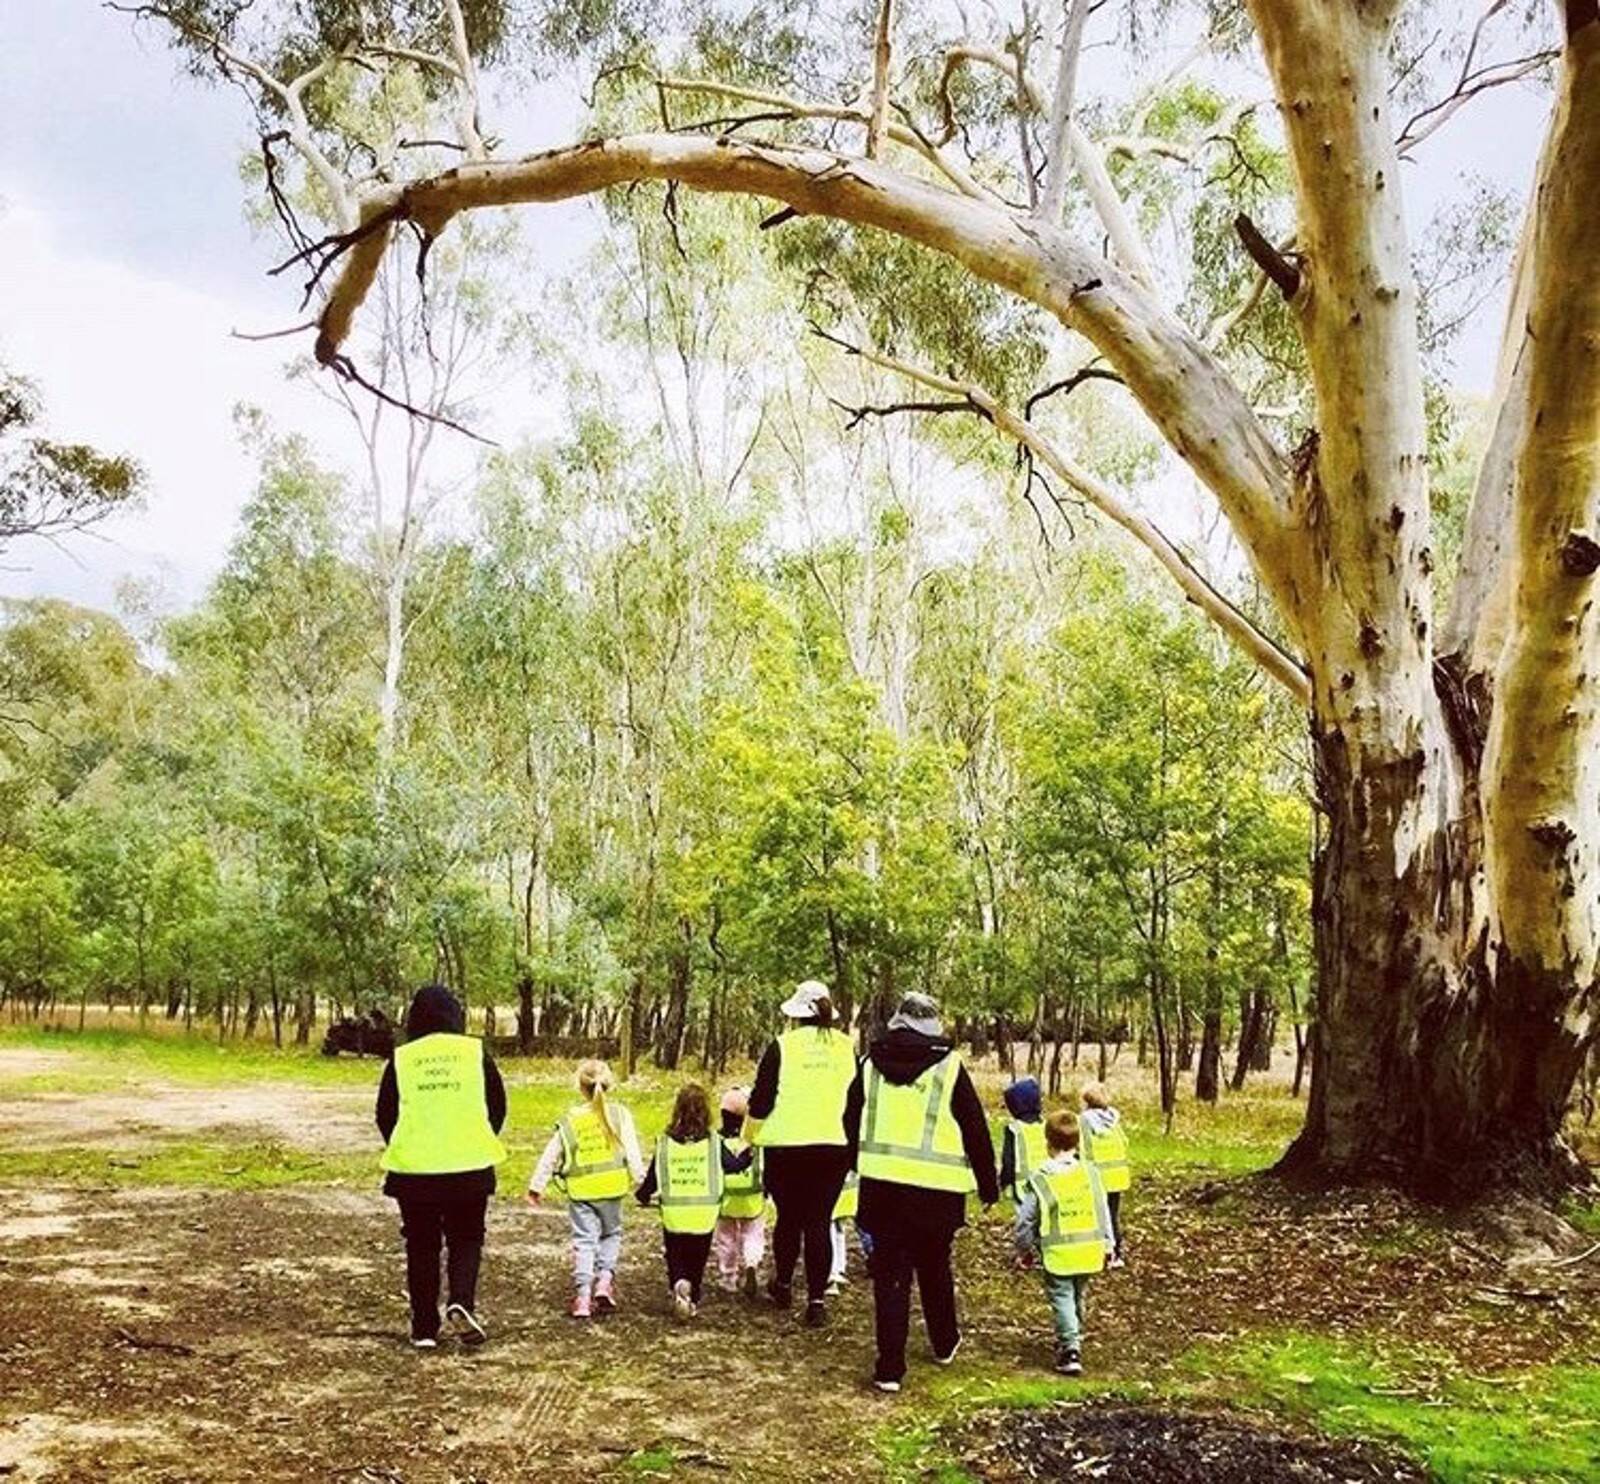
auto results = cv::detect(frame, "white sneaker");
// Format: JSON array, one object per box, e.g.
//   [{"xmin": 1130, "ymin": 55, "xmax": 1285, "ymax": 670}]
[
  {"xmin": 410, "ymin": 1335, "xmax": 438, "ymax": 1350},
  {"xmin": 671, "ymin": 1279, "xmax": 695, "ymax": 1320},
  {"xmin": 933, "ymin": 1337, "xmax": 962, "ymax": 1366},
  {"xmin": 873, "ymin": 1377, "xmax": 902, "ymax": 1393},
  {"xmin": 825, "ymin": 1279, "xmax": 844, "ymax": 1298}
]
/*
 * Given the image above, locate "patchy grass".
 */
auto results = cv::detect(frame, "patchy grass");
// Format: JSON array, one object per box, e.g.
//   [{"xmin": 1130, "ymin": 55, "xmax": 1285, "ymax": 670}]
[
  {"xmin": 618, "ymin": 1444, "xmax": 679, "ymax": 1477},
  {"xmin": 0, "ymin": 1138, "xmax": 374, "ymax": 1188},
  {"xmin": 1182, "ymin": 1334, "xmax": 1600, "ymax": 1484}
]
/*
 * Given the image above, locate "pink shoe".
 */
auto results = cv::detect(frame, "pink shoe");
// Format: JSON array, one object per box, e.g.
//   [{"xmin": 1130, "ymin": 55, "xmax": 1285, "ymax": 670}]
[
  {"xmin": 570, "ymin": 1292, "xmax": 592, "ymax": 1320},
  {"xmin": 594, "ymin": 1271, "xmax": 617, "ymax": 1313}
]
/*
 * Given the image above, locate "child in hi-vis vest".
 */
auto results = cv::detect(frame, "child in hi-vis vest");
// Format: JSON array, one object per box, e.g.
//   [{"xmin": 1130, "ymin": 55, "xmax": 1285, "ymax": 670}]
[
  {"xmin": 637, "ymin": 1082, "xmax": 753, "ymax": 1320},
  {"xmin": 1013, "ymin": 1110, "xmax": 1113, "ymax": 1376},
  {"xmin": 527, "ymin": 1059, "xmax": 645, "ymax": 1319},
  {"xmin": 713, "ymin": 1087, "xmax": 766, "ymax": 1295},
  {"xmin": 1078, "ymin": 1083, "xmax": 1131, "ymax": 1265},
  {"xmin": 998, "ymin": 1076, "xmax": 1047, "ymax": 1202}
]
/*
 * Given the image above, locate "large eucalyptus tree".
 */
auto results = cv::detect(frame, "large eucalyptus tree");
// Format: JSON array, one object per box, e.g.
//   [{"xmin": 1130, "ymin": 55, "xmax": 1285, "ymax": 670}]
[{"xmin": 131, "ymin": 0, "xmax": 1598, "ymax": 1195}]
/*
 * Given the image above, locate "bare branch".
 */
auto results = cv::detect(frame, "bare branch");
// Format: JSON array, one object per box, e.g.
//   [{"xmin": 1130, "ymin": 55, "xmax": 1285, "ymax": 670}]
[
  {"xmin": 867, "ymin": 0, "xmax": 897, "ymax": 160},
  {"xmin": 1038, "ymin": 0, "xmax": 1091, "ymax": 223},
  {"xmin": 1234, "ymin": 213, "xmax": 1302, "ymax": 301}
]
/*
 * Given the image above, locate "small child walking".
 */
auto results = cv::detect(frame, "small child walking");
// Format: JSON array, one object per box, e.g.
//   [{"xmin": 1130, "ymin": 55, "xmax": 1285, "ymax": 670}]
[
  {"xmin": 999, "ymin": 1076, "xmax": 1047, "ymax": 1202},
  {"xmin": 637, "ymin": 1083, "xmax": 752, "ymax": 1320},
  {"xmin": 1014, "ymin": 1110, "xmax": 1113, "ymax": 1376},
  {"xmin": 1078, "ymin": 1083, "xmax": 1131, "ymax": 1265},
  {"xmin": 527, "ymin": 1059, "xmax": 645, "ymax": 1319},
  {"xmin": 713, "ymin": 1087, "xmax": 766, "ymax": 1296}
]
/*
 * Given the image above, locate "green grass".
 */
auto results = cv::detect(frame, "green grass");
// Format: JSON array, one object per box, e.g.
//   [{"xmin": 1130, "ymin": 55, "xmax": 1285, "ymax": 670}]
[
  {"xmin": 1184, "ymin": 1333, "xmax": 1600, "ymax": 1484},
  {"xmin": 619, "ymin": 1445, "xmax": 678, "ymax": 1477},
  {"xmin": 0, "ymin": 1140, "xmax": 375, "ymax": 1189}
]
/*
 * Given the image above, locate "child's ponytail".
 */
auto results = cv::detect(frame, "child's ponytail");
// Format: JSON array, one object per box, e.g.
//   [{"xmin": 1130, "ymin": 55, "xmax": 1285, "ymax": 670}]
[{"xmin": 577, "ymin": 1058, "xmax": 623, "ymax": 1150}]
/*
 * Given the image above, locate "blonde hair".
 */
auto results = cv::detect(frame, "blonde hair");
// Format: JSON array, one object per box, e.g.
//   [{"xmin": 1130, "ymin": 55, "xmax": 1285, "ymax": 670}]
[
  {"xmin": 577, "ymin": 1058, "xmax": 622, "ymax": 1150},
  {"xmin": 1045, "ymin": 1110, "xmax": 1080, "ymax": 1154},
  {"xmin": 1080, "ymin": 1082, "xmax": 1110, "ymax": 1111}
]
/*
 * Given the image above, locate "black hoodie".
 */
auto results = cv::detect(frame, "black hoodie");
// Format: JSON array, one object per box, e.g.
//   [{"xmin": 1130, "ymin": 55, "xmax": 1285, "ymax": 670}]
[
  {"xmin": 843, "ymin": 1026, "xmax": 1000, "ymax": 1237},
  {"xmin": 375, "ymin": 985, "xmax": 507, "ymax": 1200}
]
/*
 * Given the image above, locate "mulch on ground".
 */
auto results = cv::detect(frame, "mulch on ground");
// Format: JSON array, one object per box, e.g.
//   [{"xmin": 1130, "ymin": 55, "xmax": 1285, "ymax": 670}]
[{"xmin": 970, "ymin": 1404, "xmax": 1429, "ymax": 1483}]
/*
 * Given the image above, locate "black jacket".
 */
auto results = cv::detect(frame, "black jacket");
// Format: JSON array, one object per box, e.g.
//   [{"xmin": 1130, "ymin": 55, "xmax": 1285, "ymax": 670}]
[
  {"xmin": 376, "ymin": 985, "xmax": 507, "ymax": 1201},
  {"xmin": 843, "ymin": 1027, "xmax": 999, "ymax": 1236}
]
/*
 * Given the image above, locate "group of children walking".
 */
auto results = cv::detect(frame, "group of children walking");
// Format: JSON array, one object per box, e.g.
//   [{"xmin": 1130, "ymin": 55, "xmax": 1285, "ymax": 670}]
[{"xmin": 526, "ymin": 1058, "xmax": 1131, "ymax": 1377}]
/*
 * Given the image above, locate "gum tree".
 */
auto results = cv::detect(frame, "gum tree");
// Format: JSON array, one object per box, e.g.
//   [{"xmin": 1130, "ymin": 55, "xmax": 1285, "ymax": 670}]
[{"xmin": 141, "ymin": 0, "xmax": 1599, "ymax": 1196}]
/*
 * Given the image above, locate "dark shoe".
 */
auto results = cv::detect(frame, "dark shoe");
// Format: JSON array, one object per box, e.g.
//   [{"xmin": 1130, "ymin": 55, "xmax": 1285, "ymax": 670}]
[
  {"xmin": 805, "ymin": 1299, "xmax": 828, "ymax": 1328},
  {"xmin": 445, "ymin": 1303, "xmax": 487, "ymax": 1346},
  {"xmin": 933, "ymin": 1336, "xmax": 962, "ymax": 1366},
  {"xmin": 741, "ymin": 1267, "xmax": 759, "ymax": 1299},
  {"xmin": 767, "ymin": 1279, "xmax": 792, "ymax": 1310},
  {"xmin": 1055, "ymin": 1347, "xmax": 1083, "ymax": 1376}
]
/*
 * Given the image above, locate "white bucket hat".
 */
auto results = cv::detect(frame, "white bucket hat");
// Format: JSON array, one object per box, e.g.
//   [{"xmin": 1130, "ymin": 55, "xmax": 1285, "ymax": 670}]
[{"xmin": 779, "ymin": 979, "xmax": 832, "ymax": 1019}]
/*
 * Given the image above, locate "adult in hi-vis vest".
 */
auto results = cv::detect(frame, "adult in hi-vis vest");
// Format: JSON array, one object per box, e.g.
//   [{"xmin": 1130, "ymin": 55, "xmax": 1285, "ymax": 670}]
[
  {"xmin": 843, "ymin": 993, "xmax": 1000, "ymax": 1393},
  {"xmin": 743, "ymin": 979, "xmax": 856, "ymax": 1326},
  {"xmin": 376, "ymin": 985, "xmax": 507, "ymax": 1349}
]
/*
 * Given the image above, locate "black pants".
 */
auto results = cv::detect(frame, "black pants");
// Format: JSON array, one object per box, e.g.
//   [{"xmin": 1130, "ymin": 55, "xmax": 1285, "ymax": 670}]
[
  {"xmin": 765, "ymin": 1145, "xmax": 850, "ymax": 1302},
  {"xmin": 1107, "ymin": 1191, "xmax": 1123, "ymax": 1255},
  {"xmin": 869, "ymin": 1225, "xmax": 959, "ymax": 1383},
  {"xmin": 664, "ymin": 1230, "xmax": 714, "ymax": 1302},
  {"xmin": 397, "ymin": 1191, "xmax": 488, "ymax": 1340}
]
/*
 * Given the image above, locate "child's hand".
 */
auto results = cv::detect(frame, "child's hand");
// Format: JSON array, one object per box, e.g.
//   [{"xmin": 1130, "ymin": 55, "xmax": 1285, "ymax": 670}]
[
  {"xmin": 1012, "ymin": 1251, "xmax": 1036, "ymax": 1273},
  {"xmin": 525, "ymin": 1190, "xmax": 543, "ymax": 1209}
]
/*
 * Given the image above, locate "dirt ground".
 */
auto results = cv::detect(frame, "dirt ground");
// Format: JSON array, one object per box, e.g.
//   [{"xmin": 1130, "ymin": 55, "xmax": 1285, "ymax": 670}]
[{"xmin": 3, "ymin": 1052, "xmax": 1599, "ymax": 1481}]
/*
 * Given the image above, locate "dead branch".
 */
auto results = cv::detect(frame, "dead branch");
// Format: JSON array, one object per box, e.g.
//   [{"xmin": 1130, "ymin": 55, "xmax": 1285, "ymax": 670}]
[{"xmin": 1234, "ymin": 213, "xmax": 1302, "ymax": 300}]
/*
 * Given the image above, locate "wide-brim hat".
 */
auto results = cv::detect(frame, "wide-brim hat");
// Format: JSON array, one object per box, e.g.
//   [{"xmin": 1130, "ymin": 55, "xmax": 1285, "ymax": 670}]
[{"xmin": 779, "ymin": 979, "xmax": 832, "ymax": 1019}]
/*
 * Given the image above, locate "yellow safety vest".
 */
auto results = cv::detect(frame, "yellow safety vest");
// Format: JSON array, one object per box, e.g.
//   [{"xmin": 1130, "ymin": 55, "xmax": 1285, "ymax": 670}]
[
  {"xmin": 752, "ymin": 1027, "xmax": 856, "ymax": 1148},
  {"xmin": 857, "ymin": 1051, "xmax": 977, "ymax": 1195},
  {"xmin": 655, "ymin": 1135, "xmax": 725, "ymax": 1235},
  {"xmin": 1008, "ymin": 1118, "xmax": 1048, "ymax": 1201},
  {"xmin": 720, "ymin": 1141, "xmax": 765, "ymax": 1219},
  {"xmin": 832, "ymin": 1168, "xmax": 860, "ymax": 1222},
  {"xmin": 557, "ymin": 1104, "xmax": 632, "ymax": 1202},
  {"xmin": 1031, "ymin": 1161, "xmax": 1107, "ymax": 1277},
  {"xmin": 1081, "ymin": 1113, "xmax": 1131, "ymax": 1193},
  {"xmin": 380, "ymin": 1033, "xmax": 507, "ymax": 1175}
]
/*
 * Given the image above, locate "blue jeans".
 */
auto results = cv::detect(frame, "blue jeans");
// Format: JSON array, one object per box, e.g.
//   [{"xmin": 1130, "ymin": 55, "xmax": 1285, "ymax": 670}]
[{"xmin": 1043, "ymin": 1271, "xmax": 1090, "ymax": 1349}]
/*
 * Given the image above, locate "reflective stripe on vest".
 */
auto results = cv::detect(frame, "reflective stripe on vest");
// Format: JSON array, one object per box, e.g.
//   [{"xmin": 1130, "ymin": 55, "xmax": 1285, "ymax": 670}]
[
  {"xmin": 1008, "ymin": 1118, "xmax": 1048, "ymax": 1200},
  {"xmin": 380, "ymin": 1033, "xmax": 507, "ymax": 1175},
  {"xmin": 752, "ymin": 1027, "xmax": 856, "ymax": 1148},
  {"xmin": 656, "ymin": 1135, "xmax": 724, "ymax": 1235},
  {"xmin": 720, "ymin": 1141, "xmax": 765, "ymax": 1219},
  {"xmin": 857, "ymin": 1051, "xmax": 977, "ymax": 1195},
  {"xmin": 1082, "ymin": 1115, "xmax": 1131, "ymax": 1193},
  {"xmin": 557, "ymin": 1105, "xmax": 631, "ymax": 1202},
  {"xmin": 1031, "ymin": 1163, "xmax": 1106, "ymax": 1277},
  {"xmin": 832, "ymin": 1168, "xmax": 860, "ymax": 1222}
]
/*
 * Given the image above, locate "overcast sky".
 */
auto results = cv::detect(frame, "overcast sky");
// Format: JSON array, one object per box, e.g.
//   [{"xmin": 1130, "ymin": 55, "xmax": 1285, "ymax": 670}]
[{"xmin": 0, "ymin": 3, "xmax": 1554, "ymax": 616}]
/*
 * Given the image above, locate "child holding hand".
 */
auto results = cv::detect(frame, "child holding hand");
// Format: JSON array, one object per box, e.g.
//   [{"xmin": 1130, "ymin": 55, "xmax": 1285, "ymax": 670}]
[
  {"xmin": 714, "ymin": 1087, "xmax": 767, "ymax": 1296},
  {"xmin": 1078, "ymin": 1082, "xmax": 1131, "ymax": 1265},
  {"xmin": 527, "ymin": 1059, "xmax": 645, "ymax": 1319}
]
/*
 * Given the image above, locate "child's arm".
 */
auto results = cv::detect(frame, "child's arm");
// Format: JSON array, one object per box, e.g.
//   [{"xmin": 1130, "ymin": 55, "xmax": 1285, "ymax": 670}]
[
  {"xmin": 526, "ymin": 1128, "xmax": 564, "ymax": 1199},
  {"xmin": 998, "ymin": 1125, "xmax": 1016, "ymax": 1194},
  {"xmin": 720, "ymin": 1139, "xmax": 754, "ymax": 1174},
  {"xmin": 618, "ymin": 1106, "xmax": 647, "ymax": 1184},
  {"xmin": 1077, "ymin": 1111, "xmax": 1093, "ymax": 1162},
  {"xmin": 635, "ymin": 1150, "xmax": 659, "ymax": 1207},
  {"xmin": 1012, "ymin": 1187, "xmax": 1041, "ymax": 1267}
]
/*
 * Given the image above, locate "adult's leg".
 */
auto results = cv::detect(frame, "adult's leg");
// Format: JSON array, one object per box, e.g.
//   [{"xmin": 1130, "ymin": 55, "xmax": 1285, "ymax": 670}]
[
  {"xmin": 911, "ymin": 1227, "xmax": 960, "ymax": 1361},
  {"xmin": 397, "ymin": 1196, "xmax": 444, "ymax": 1340},
  {"xmin": 442, "ymin": 1193, "xmax": 489, "ymax": 1313},
  {"xmin": 801, "ymin": 1147, "xmax": 849, "ymax": 1302},
  {"xmin": 765, "ymin": 1150, "xmax": 801, "ymax": 1295},
  {"xmin": 869, "ymin": 1227, "xmax": 914, "ymax": 1384}
]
